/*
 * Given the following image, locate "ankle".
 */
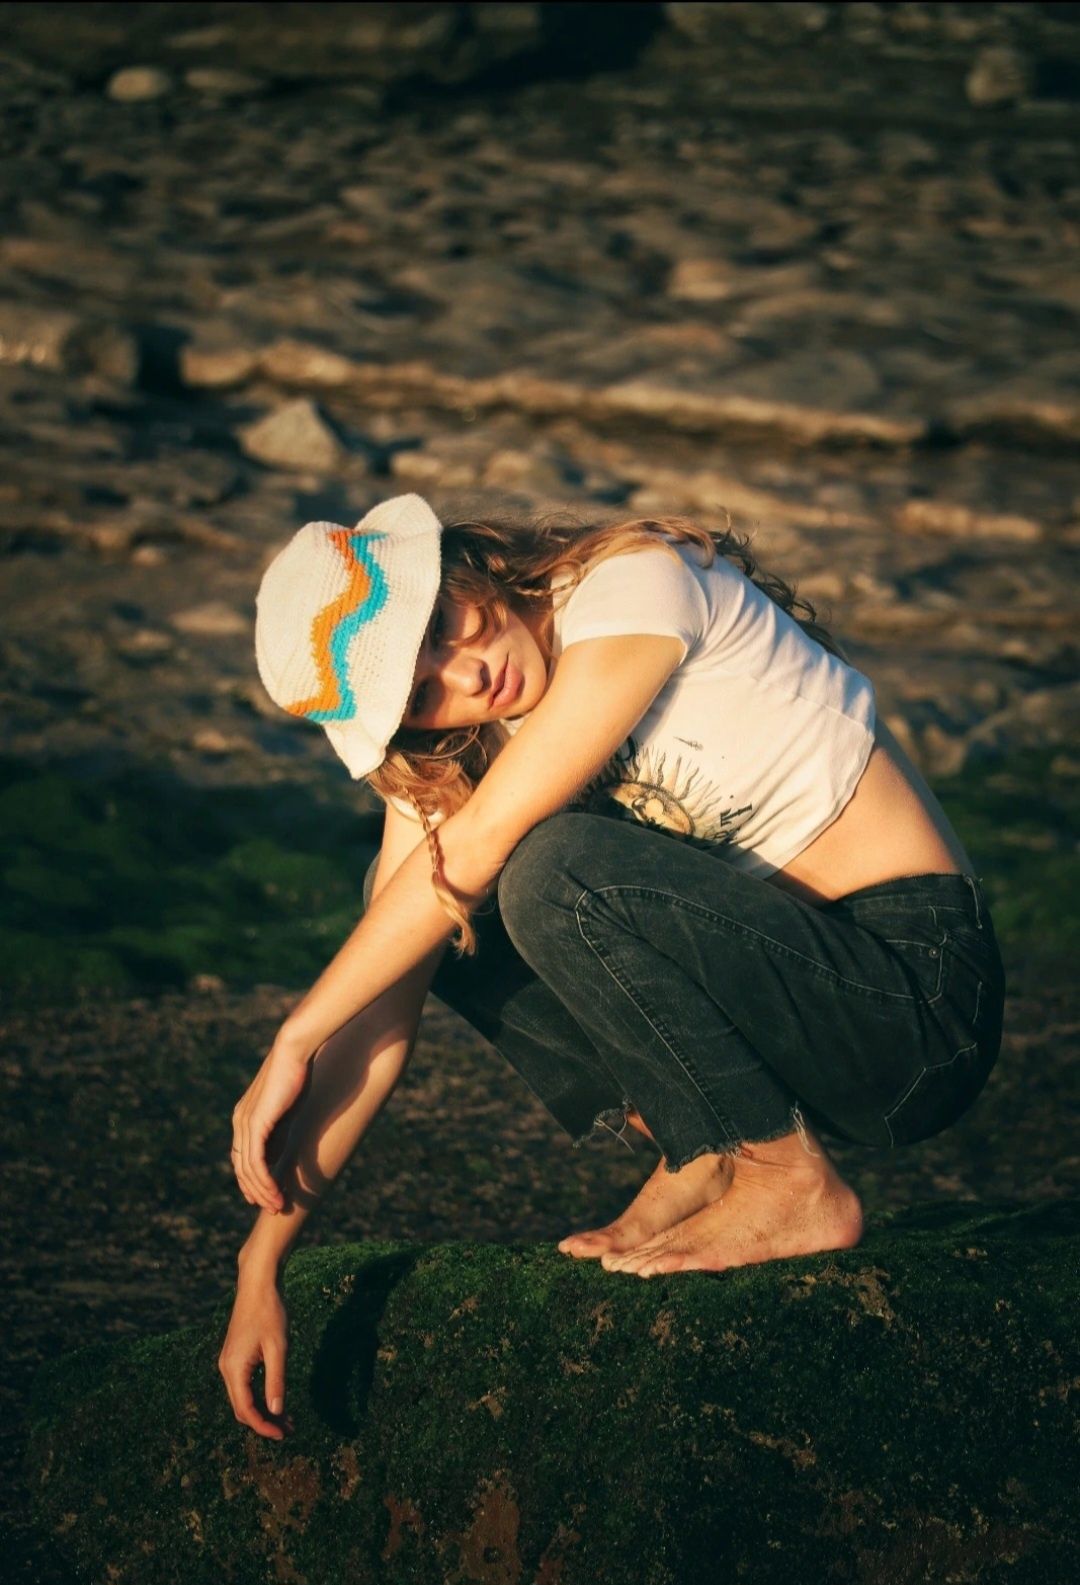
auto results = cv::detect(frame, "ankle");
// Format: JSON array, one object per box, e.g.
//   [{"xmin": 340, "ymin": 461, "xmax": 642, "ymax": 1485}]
[{"xmin": 733, "ymin": 1131, "xmax": 838, "ymax": 1188}]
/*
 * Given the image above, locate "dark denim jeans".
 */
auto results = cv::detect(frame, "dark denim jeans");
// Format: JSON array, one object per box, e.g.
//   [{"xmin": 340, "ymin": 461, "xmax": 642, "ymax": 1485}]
[{"xmin": 363, "ymin": 812, "xmax": 1005, "ymax": 1169}]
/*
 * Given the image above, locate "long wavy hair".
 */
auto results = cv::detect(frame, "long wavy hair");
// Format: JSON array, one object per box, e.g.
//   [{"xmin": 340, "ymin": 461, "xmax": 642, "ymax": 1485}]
[{"xmin": 368, "ymin": 508, "xmax": 845, "ymax": 955}]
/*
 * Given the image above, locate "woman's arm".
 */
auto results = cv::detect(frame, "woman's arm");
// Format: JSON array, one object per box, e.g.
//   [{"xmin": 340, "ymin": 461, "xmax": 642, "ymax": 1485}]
[
  {"xmin": 220, "ymin": 821, "xmax": 443, "ymax": 1438},
  {"xmin": 233, "ymin": 633, "xmax": 684, "ymax": 1212},
  {"xmin": 236, "ymin": 937, "xmax": 444, "ymax": 1278}
]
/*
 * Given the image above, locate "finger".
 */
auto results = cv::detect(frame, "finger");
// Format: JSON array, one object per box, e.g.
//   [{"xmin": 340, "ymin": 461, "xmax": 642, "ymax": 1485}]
[
  {"xmin": 238, "ymin": 1115, "xmax": 270, "ymax": 1212},
  {"xmin": 263, "ymin": 1342, "xmax": 287, "ymax": 1419},
  {"xmin": 225, "ymin": 1356, "xmax": 284, "ymax": 1440},
  {"xmin": 229, "ymin": 1140, "xmax": 251, "ymax": 1202},
  {"xmin": 244, "ymin": 1117, "xmax": 284, "ymax": 1212},
  {"xmin": 235, "ymin": 1139, "xmax": 257, "ymax": 1207},
  {"xmin": 231, "ymin": 1112, "xmax": 253, "ymax": 1202}
]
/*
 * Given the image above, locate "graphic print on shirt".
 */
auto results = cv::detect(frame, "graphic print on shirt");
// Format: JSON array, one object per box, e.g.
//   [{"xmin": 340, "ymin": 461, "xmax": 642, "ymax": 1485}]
[{"xmin": 573, "ymin": 737, "xmax": 754, "ymax": 847}]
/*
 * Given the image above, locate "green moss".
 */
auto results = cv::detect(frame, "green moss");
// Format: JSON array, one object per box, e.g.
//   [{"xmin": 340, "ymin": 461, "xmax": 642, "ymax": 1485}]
[
  {"xmin": 0, "ymin": 757, "xmax": 382, "ymax": 1002},
  {"xmin": 26, "ymin": 1202, "xmax": 1079, "ymax": 1585}
]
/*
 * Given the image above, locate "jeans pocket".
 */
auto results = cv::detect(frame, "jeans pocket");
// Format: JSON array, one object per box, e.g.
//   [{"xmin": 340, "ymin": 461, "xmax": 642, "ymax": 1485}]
[
  {"xmin": 883, "ymin": 934, "xmax": 1003, "ymax": 1147},
  {"xmin": 878, "ymin": 930, "xmax": 947, "ymax": 1004}
]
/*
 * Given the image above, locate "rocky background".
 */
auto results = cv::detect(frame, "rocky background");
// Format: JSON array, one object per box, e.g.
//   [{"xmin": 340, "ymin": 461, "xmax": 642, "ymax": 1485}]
[{"xmin": 2, "ymin": 4, "xmax": 1078, "ymax": 1580}]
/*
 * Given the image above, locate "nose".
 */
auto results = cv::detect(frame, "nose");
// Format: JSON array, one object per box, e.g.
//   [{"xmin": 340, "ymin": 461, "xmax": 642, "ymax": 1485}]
[{"xmin": 437, "ymin": 647, "xmax": 487, "ymax": 699}]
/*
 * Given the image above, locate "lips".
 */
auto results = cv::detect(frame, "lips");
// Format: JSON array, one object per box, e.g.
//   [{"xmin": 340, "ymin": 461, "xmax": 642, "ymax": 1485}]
[
  {"xmin": 489, "ymin": 656, "xmax": 508, "ymax": 709},
  {"xmin": 490, "ymin": 655, "xmax": 520, "ymax": 710}
]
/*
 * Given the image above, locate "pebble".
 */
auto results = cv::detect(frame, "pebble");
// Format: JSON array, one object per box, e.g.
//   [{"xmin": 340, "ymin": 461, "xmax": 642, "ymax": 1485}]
[
  {"xmin": 188, "ymin": 972, "xmax": 227, "ymax": 994},
  {"xmin": 238, "ymin": 400, "xmax": 345, "ymax": 473},
  {"xmin": 192, "ymin": 728, "xmax": 242, "ymax": 757},
  {"xmin": 179, "ymin": 344, "xmax": 258, "ymax": 390},
  {"xmin": 114, "ymin": 629, "xmax": 175, "ymax": 664},
  {"xmin": 966, "ymin": 46, "xmax": 1033, "ymax": 108},
  {"xmin": 131, "ymin": 546, "xmax": 167, "ymax": 568},
  {"xmin": 170, "ymin": 602, "xmax": 248, "ymax": 638},
  {"xmin": 166, "ymin": 26, "xmax": 232, "ymax": 50},
  {"xmin": 106, "ymin": 67, "xmax": 172, "ymax": 103},
  {"xmin": 667, "ymin": 258, "xmax": 734, "ymax": 303},
  {"xmin": 183, "ymin": 68, "xmax": 264, "ymax": 98}
]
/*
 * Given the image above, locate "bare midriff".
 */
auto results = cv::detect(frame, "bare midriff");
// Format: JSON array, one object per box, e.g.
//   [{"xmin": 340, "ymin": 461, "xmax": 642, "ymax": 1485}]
[{"xmin": 768, "ymin": 716, "xmax": 976, "ymax": 907}]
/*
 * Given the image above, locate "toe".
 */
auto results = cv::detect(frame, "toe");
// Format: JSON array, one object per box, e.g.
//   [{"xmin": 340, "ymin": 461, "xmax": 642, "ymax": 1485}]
[
  {"xmin": 561, "ymin": 1230, "xmax": 609, "ymax": 1255},
  {"xmin": 638, "ymin": 1251, "xmax": 685, "ymax": 1277}
]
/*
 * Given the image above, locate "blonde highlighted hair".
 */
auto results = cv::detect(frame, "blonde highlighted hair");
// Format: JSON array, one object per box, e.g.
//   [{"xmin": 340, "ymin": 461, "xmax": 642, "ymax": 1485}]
[{"xmin": 368, "ymin": 509, "xmax": 844, "ymax": 955}]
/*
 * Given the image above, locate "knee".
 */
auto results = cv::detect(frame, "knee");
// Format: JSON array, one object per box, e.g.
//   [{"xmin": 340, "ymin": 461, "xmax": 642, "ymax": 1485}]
[{"xmin": 497, "ymin": 812, "xmax": 595, "ymax": 954}]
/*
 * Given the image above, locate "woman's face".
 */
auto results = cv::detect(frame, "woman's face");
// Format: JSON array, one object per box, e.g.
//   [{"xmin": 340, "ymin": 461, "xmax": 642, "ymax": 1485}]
[{"xmin": 402, "ymin": 595, "xmax": 553, "ymax": 733}]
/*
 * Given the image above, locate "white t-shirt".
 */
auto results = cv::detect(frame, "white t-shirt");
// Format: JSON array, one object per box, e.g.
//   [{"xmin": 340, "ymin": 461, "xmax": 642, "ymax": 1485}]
[{"xmin": 385, "ymin": 539, "xmax": 876, "ymax": 878}]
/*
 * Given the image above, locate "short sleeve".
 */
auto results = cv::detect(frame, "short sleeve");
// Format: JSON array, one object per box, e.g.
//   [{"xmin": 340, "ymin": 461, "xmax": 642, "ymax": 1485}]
[{"xmin": 557, "ymin": 544, "xmax": 707, "ymax": 661}]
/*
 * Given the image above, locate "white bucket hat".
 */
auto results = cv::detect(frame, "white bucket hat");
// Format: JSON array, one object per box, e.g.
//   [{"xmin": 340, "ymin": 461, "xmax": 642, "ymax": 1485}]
[{"xmin": 254, "ymin": 493, "xmax": 442, "ymax": 778}]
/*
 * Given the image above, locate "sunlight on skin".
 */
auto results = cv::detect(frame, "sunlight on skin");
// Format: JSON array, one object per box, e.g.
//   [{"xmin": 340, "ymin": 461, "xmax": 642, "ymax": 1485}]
[
  {"xmin": 596, "ymin": 1127, "xmax": 864, "ymax": 1278},
  {"xmin": 404, "ymin": 595, "xmax": 554, "ymax": 733},
  {"xmin": 558, "ymin": 1112, "xmax": 735, "ymax": 1259}
]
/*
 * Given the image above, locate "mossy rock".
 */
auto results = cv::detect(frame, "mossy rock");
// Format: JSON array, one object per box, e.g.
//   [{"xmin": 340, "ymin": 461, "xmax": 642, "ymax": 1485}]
[{"xmin": 26, "ymin": 1202, "xmax": 1078, "ymax": 1585}]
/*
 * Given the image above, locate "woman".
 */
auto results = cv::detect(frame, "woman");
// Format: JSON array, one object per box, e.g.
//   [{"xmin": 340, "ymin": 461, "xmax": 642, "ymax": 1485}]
[{"xmin": 220, "ymin": 491, "xmax": 1004, "ymax": 1439}]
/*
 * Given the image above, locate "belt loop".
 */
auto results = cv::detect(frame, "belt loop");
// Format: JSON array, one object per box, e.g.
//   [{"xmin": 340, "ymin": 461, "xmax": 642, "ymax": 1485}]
[{"xmin": 964, "ymin": 874, "xmax": 983, "ymax": 929}]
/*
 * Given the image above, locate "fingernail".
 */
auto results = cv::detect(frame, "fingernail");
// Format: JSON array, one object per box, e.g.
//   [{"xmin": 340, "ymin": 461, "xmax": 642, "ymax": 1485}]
[{"xmin": 270, "ymin": 1397, "xmax": 283, "ymax": 1415}]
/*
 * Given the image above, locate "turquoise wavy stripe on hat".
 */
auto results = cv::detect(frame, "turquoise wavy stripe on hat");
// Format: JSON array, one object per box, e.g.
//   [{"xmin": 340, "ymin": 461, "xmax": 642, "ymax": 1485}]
[{"xmin": 288, "ymin": 530, "xmax": 389, "ymax": 723}]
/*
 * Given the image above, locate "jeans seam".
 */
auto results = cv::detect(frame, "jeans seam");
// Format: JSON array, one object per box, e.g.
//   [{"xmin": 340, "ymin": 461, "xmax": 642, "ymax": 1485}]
[
  {"xmin": 883, "ymin": 1038, "xmax": 977, "ymax": 1146},
  {"xmin": 586, "ymin": 884, "xmax": 946, "ymax": 1006},
  {"xmin": 572, "ymin": 890, "xmax": 744, "ymax": 1152}
]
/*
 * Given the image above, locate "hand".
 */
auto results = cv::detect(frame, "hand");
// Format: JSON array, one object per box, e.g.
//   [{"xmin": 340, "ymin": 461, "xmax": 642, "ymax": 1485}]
[
  {"xmin": 218, "ymin": 1269, "xmax": 292, "ymax": 1439},
  {"xmin": 231, "ymin": 1035, "xmax": 313, "ymax": 1213}
]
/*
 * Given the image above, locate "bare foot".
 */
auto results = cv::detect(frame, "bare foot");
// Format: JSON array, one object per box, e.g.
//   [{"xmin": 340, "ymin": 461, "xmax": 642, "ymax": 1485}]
[
  {"xmin": 601, "ymin": 1125, "xmax": 863, "ymax": 1277},
  {"xmin": 558, "ymin": 1141, "xmax": 734, "ymax": 1260}
]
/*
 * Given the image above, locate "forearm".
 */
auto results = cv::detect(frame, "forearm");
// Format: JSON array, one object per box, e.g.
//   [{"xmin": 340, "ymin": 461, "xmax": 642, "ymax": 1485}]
[
  {"xmin": 281, "ymin": 811, "xmax": 500, "ymax": 1057},
  {"xmin": 238, "ymin": 949, "xmax": 441, "ymax": 1280}
]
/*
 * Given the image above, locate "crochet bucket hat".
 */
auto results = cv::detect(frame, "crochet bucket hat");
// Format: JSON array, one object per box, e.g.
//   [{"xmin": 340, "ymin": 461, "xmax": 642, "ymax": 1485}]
[{"xmin": 254, "ymin": 493, "xmax": 442, "ymax": 778}]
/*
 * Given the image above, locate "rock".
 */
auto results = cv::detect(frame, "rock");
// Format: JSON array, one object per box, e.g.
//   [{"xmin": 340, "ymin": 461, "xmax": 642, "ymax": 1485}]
[
  {"xmin": 599, "ymin": 381, "xmax": 922, "ymax": 448},
  {"xmin": 745, "ymin": 206, "xmax": 819, "ymax": 256},
  {"xmin": 259, "ymin": 340, "xmax": 360, "ymax": 390},
  {"xmin": 919, "ymin": 721, "xmax": 969, "ymax": 778},
  {"xmin": 946, "ymin": 397, "xmax": 1080, "ymax": 453},
  {"xmin": 26, "ymin": 1204, "xmax": 1079, "ymax": 1584},
  {"xmin": 179, "ymin": 344, "xmax": 258, "ymax": 391},
  {"xmin": 105, "ymin": 66, "xmax": 172, "ymax": 103},
  {"xmin": 113, "ymin": 629, "xmax": 174, "ymax": 665},
  {"xmin": 238, "ymin": 399, "xmax": 345, "ymax": 473},
  {"xmin": 896, "ymin": 500, "xmax": 1042, "ymax": 542},
  {"xmin": 170, "ymin": 602, "xmax": 249, "ymax": 638},
  {"xmin": 345, "ymin": 7, "xmax": 458, "ymax": 55},
  {"xmin": 966, "ymin": 46, "xmax": 1033, "ymax": 108},
  {"xmin": 667, "ymin": 257, "xmax": 735, "ymax": 302},
  {"xmin": 191, "ymin": 728, "xmax": 242, "ymax": 757},
  {"xmin": 183, "ymin": 67, "xmax": 264, "ymax": 97},
  {"xmin": 188, "ymin": 971, "xmax": 226, "ymax": 994},
  {"xmin": 0, "ymin": 302, "xmax": 80, "ymax": 372},
  {"xmin": 165, "ymin": 26, "xmax": 232, "ymax": 51},
  {"xmin": 0, "ymin": 302, "xmax": 137, "ymax": 382},
  {"xmin": 130, "ymin": 545, "xmax": 167, "ymax": 568}
]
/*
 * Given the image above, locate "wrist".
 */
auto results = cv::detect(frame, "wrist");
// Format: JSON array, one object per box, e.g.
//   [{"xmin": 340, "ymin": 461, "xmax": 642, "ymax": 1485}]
[
  {"xmin": 273, "ymin": 1015, "xmax": 317, "ymax": 1064},
  {"xmin": 237, "ymin": 1242, "xmax": 284, "ymax": 1287},
  {"xmin": 238, "ymin": 1214, "xmax": 297, "ymax": 1282}
]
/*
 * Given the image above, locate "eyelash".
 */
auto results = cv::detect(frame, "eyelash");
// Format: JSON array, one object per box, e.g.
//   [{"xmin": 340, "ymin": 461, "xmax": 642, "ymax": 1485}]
[{"xmin": 412, "ymin": 606, "xmax": 444, "ymax": 718}]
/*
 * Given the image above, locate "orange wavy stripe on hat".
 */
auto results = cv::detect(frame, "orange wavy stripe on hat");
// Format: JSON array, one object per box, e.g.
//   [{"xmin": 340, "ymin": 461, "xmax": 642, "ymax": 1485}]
[{"xmin": 286, "ymin": 529, "xmax": 377, "ymax": 719}]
